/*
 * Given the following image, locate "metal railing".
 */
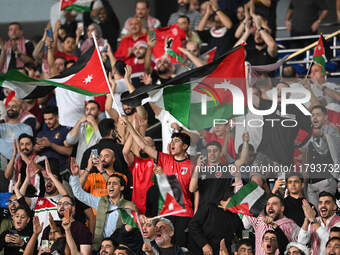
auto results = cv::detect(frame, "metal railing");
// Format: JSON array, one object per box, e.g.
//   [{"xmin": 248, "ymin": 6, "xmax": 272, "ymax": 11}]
[{"xmin": 276, "ymin": 33, "xmax": 340, "ymax": 76}]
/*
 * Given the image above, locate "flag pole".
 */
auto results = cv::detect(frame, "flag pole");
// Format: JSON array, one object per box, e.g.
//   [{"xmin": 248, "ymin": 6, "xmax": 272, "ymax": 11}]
[
  {"xmin": 149, "ymin": 209, "xmax": 187, "ymax": 220},
  {"xmin": 91, "ymin": 32, "xmax": 121, "ymax": 117}
]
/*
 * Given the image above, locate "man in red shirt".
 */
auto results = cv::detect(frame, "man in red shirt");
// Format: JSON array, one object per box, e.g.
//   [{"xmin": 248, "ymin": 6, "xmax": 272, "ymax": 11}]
[
  {"xmin": 115, "ymin": 17, "xmax": 147, "ymax": 61},
  {"xmin": 120, "ymin": 116, "xmax": 192, "ymax": 247}
]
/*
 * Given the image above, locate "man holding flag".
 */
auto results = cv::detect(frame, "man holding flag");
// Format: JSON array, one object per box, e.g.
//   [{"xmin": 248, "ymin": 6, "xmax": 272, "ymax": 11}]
[{"xmin": 120, "ymin": 116, "xmax": 192, "ymax": 247}]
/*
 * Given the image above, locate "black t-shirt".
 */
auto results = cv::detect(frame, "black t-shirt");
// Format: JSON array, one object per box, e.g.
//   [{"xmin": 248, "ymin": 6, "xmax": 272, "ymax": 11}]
[
  {"xmin": 74, "ymin": 198, "xmax": 91, "ymax": 225},
  {"xmin": 246, "ymin": 46, "xmax": 277, "ymax": 67},
  {"xmin": 41, "ymin": 221, "xmax": 92, "ymax": 250},
  {"xmin": 0, "ymin": 226, "xmax": 32, "ymax": 255},
  {"xmin": 289, "ymin": 0, "xmax": 327, "ymax": 33},
  {"xmin": 257, "ymin": 98, "xmax": 311, "ymax": 165},
  {"xmin": 158, "ymin": 246, "xmax": 176, "ymax": 255},
  {"xmin": 197, "ymin": 165, "xmax": 234, "ymax": 206},
  {"xmin": 197, "ymin": 28, "xmax": 236, "ymax": 59},
  {"xmin": 283, "ymin": 196, "xmax": 306, "ymax": 227}
]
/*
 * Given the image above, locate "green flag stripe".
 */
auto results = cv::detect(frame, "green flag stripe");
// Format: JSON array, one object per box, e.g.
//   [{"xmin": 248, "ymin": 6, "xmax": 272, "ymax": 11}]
[
  {"xmin": 0, "ymin": 70, "xmax": 106, "ymax": 96},
  {"xmin": 119, "ymin": 209, "xmax": 138, "ymax": 228},
  {"xmin": 313, "ymin": 55, "xmax": 326, "ymax": 74},
  {"xmin": 166, "ymin": 49, "xmax": 184, "ymax": 64},
  {"xmin": 226, "ymin": 182, "xmax": 259, "ymax": 208},
  {"xmin": 64, "ymin": 4, "xmax": 91, "ymax": 12}
]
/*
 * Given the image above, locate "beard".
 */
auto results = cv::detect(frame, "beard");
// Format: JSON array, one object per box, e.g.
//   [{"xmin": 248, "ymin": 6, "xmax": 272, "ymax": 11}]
[
  {"xmin": 179, "ymin": 3, "xmax": 190, "ymax": 11},
  {"xmin": 7, "ymin": 110, "xmax": 19, "ymax": 119},
  {"xmin": 156, "ymin": 233, "xmax": 171, "ymax": 246},
  {"xmin": 255, "ymin": 41, "xmax": 266, "ymax": 46},
  {"xmin": 124, "ymin": 107, "xmax": 136, "ymax": 116},
  {"xmin": 157, "ymin": 67, "xmax": 169, "ymax": 75}
]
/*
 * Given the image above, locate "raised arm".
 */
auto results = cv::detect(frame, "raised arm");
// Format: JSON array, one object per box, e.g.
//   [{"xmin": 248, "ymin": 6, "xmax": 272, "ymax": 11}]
[
  {"xmin": 122, "ymin": 134, "xmax": 135, "ymax": 167},
  {"xmin": 253, "ymin": 15, "xmax": 277, "ymax": 57},
  {"xmin": 178, "ymin": 47, "xmax": 206, "ymax": 68},
  {"xmin": 4, "ymin": 140, "xmax": 18, "ymax": 179},
  {"xmin": 66, "ymin": 115, "xmax": 87, "ymax": 145},
  {"xmin": 145, "ymin": 33, "xmax": 157, "ymax": 74},
  {"xmin": 210, "ymin": 0, "xmax": 233, "ymax": 29},
  {"xmin": 23, "ymin": 216, "xmax": 43, "ymax": 255},
  {"xmin": 62, "ymin": 217, "xmax": 82, "ymax": 255},
  {"xmin": 197, "ymin": 2, "xmax": 213, "ymax": 31},
  {"xmin": 45, "ymin": 158, "xmax": 68, "ymax": 195},
  {"xmin": 120, "ymin": 116, "xmax": 158, "ymax": 160}
]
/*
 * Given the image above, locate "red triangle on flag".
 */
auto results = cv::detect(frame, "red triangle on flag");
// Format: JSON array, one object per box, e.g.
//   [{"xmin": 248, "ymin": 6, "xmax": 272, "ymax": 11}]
[
  {"xmin": 226, "ymin": 202, "xmax": 253, "ymax": 216},
  {"xmin": 35, "ymin": 197, "xmax": 57, "ymax": 210},
  {"xmin": 313, "ymin": 36, "xmax": 325, "ymax": 58},
  {"xmin": 59, "ymin": 48, "xmax": 109, "ymax": 94},
  {"xmin": 194, "ymin": 47, "xmax": 247, "ymax": 106},
  {"xmin": 201, "ymin": 47, "xmax": 217, "ymax": 63},
  {"xmin": 159, "ymin": 193, "xmax": 184, "ymax": 216},
  {"xmin": 61, "ymin": 0, "xmax": 76, "ymax": 10}
]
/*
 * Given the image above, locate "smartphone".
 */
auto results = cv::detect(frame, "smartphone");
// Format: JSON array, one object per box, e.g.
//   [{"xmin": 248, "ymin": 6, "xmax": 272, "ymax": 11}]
[
  {"xmin": 278, "ymin": 172, "xmax": 286, "ymax": 188},
  {"xmin": 242, "ymin": 230, "xmax": 250, "ymax": 239},
  {"xmin": 149, "ymin": 30, "xmax": 156, "ymax": 41},
  {"xmin": 41, "ymin": 240, "xmax": 49, "ymax": 249},
  {"xmin": 91, "ymin": 149, "xmax": 98, "ymax": 159},
  {"xmin": 46, "ymin": 29, "xmax": 53, "ymax": 42},
  {"xmin": 9, "ymin": 229, "xmax": 18, "ymax": 235},
  {"xmin": 77, "ymin": 22, "xmax": 84, "ymax": 35},
  {"xmin": 64, "ymin": 207, "xmax": 70, "ymax": 222}
]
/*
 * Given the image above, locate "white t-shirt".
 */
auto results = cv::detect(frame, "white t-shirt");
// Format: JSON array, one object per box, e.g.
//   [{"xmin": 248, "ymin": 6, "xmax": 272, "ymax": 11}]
[
  {"xmin": 311, "ymin": 82, "xmax": 340, "ymax": 105},
  {"xmin": 156, "ymin": 109, "xmax": 199, "ymax": 155},
  {"xmin": 105, "ymin": 79, "xmax": 129, "ymax": 117},
  {"xmin": 55, "ymin": 88, "xmax": 93, "ymax": 127}
]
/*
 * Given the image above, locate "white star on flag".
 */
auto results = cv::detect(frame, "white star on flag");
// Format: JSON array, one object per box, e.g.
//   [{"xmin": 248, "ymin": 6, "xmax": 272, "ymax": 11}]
[
  {"xmin": 38, "ymin": 200, "xmax": 44, "ymax": 206},
  {"xmin": 83, "ymin": 74, "xmax": 93, "ymax": 84}
]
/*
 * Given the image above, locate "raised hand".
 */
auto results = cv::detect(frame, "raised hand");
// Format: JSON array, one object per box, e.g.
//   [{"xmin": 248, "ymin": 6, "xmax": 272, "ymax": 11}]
[
  {"xmin": 33, "ymin": 216, "xmax": 44, "ymax": 234},
  {"xmin": 124, "ymin": 65, "xmax": 132, "ymax": 81},
  {"xmin": 70, "ymin": 157, "xmax": 80, "ymax": 176}
]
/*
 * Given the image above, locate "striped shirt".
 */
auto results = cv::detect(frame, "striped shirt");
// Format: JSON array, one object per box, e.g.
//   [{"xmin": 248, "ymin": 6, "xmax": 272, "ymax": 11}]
[{"xmin": 244, "ymin": 215, "xmax": 300, "ymax": 255}]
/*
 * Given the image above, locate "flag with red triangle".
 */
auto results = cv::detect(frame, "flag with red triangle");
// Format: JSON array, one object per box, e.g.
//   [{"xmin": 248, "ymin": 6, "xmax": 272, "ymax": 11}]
[
  {"xmin": 0, "ymin": 46, "xmax": 109, "ymax": 99},
  {"xmin": 60, "ymin": 0, "xmax": 92, "ymax": 12},
  {"xmin": 201, "ymin": 47, "xmax": 217, "ymax": 63},
  {"xmin": 313, "ymin": 35, "xmax": 332, "ymax": 74},
  {"xmin": 152, "ymin": 24, "xmax": 186, "ymax": 64},
  {"xmin": 122, "ymin": 46, "xmax": 246, "ymax": 130},
  {"xmin": 119, "ymin": 208, "xmax": 139, "ymax": 228},
  {"xmin": 34, "ymin": 197, "xmax": 58, "ymax": 214},
  {"xmin": 155, "ymin": 174, "xmax": 186, "ymax": 217}
]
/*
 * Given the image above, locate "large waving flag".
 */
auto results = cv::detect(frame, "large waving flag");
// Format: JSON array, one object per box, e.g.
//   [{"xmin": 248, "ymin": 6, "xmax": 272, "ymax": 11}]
[
  {"xmin": 0, "ymin": 46, "xmax": 109, "ymax": 99},
  {"xmin": 155, "ymin": 173, "xmax": 186, "ymax": 217},
  {"xmin": 122, "ymin": 46, "xmax": 246, "ymax": 130},
  {"xmin": 201, "ymin": 47, "xmax": 216, "ymax": 63},
  {"xmin": 152, "ymin": 24, "xmax": 186, "ymax": 63},
  {"xmin": 60, "ymin": 0, "xmax": 92, "ymax": 12},
  {"xmin": 225, "ymin": 181, "xmax": 269, "ymax": 217},
  {"xmin": 313, "ymin": 34, "xmax": 332, "ymax": 74}
]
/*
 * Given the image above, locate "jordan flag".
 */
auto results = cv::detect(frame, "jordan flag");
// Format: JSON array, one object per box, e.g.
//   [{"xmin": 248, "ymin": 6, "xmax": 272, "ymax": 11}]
[
  {"xmin": 313, "ymin": 35, "xmax": 332, "ymax": 74},
  {"xmin": 122, "ymin": 45, "xmax": 246, "ymax": 130},
  {"xmin": 34, "ymin": 197, "xmax": 58, "ymax": 214},
  {"xmin": 119, "ymin": 208, "xmax": 139, "ymax": 228},
  {"xmin": 201, "ymin": 47, "xmax": 217, "ymax": 63},
  {"xmin": 0, "ymin": 46, "xmax": 109, "ymax": 99},
  {"xmin": 60, "ymin": 0, "xmax": 92, "ymax": 12},
  {"xmin": 155, "ymin": 174, "xmax": 186, "ymax": 217},
  {"xmin": 225, "ymin": 181, "xmax": 269, "ymax": 217}
]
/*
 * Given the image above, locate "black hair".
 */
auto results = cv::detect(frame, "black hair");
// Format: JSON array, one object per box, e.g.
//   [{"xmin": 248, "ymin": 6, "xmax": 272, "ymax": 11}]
[
  {"xmin": 326, "ymin": 237, "xmax": 340, "ymax": 247},
  {"xmin": 115, "ymin": 246, "xmax": 136, "ymax": 255},
  {"xmin": 24, "ymin": 63, "xmax": 37, "ymax": 71},
  {"xmin": 98, "ymin": 118, "xmax": 115, "ymax": 137},
  {"xmin": 18, "ymin": 133, "xmax": 34, "ymax": 144},
  {"xmin": 63, "ymin": 34, "xmax": 76, "ymax": 42},
  {"xmin": 205, "ymin": 140, "xmax": 222, "ymax": 152},
  {"xmin": 235, "ymin": 238, "xmax": 254, "ymax": 251},
  {"xmin": 55, "ymin": 56, "xmax": 67, "ymax": 65},
  {"xmin": 171, "ymin": 132, "xmax": 190, "ymax": 148},
  {"xmin": 85, "ymin": 100, "xmax": 100, "ymax": 110},
  {"xmin": 178, "ymin": 15, "xmax": 190, "ymax": 24},
  {"xmin": 9, "ymin": 22, "xmax": 22, "ymax": 30},
  {"xmin": 108, "ymin": 173, "xmax": 127, "ymax": 187},
  {"xmin": 311, "ymin": 105, "xmax": 327, "ymax": 115},
  {"xmin": 137, "ymin": 0, "xmax": 149, "ymax": 8},
  {"xmin": 114, "ymin": 60, "xmax": 126, "ymax": 77},
  {"xmin": 286, "ymin": 172, "xmax": 304, "ymax": 183},
  {"xmin": 50, "ymin": 237, "xmax": 66, "ymax": 255},
  {"xmin": 319, "ymin": 191, "xmax": 336, "ymax": 204},
  {"xmin": 60, "ymin": 195, "xmax": 75, "ymax": 206},
  {"xmin": 330, "ymin": 226, "xmax": 340, "ymax": 234},
  {"xmin": 262, "ymin": 230, "xmax": 276, "ymax": 241},
  {"xmin": 267, "ymin": 194, "xmax": 284, "ymax": 206},
  {"xmin": 42, "ymin": 105, "xmax": 59, "ymax": 115},
  {"xmin": 237, "ymin": 143, "xmax": 255, "ymax": 155},
  {"xmin": 282, "ymin": 65, "xmax": 297, "ymax": 78},
  {"xmin": 101, "ymin": 237, "xmax": 119, "ymax": 250},
  {"xmin": 38, "ymin": 157, "xmax": 62, "ymax": 182},
  {"xmin": 14, "ymin": 206, "xmax": 30, "ymax": 216}
]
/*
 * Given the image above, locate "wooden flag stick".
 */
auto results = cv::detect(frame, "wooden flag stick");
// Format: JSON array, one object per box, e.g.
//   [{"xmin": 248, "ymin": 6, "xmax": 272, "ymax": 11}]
[
  {"xmin": 91, "ymin": 32, "xmax": 121, "ymax": 117},
  {"xmin": 285, "ymin": 29, "xmax": 340, "ymax": 61}
]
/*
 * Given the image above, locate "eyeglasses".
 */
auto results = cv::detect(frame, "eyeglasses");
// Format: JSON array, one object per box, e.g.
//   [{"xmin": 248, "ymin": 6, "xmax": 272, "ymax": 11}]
[
  {"xmin": 264, "ymin": 237, "xmax": 277, "ymax": 242},
  {"xmin": 6, "ymin": 199, "xmax": 19, "ymax": 206},
  {"xmin": 57, "ymin": 201, "xmax": 73, "ymax": 207}
]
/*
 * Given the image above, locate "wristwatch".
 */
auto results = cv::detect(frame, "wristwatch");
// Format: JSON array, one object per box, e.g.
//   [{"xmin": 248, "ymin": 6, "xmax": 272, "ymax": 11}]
[
  {"xmin": 257, "ymin": 26, "xmax": 265, "ymax": 32},
  {"xmin": 311, "ymin": 219, "xmax": 318, "ymax": 224}
]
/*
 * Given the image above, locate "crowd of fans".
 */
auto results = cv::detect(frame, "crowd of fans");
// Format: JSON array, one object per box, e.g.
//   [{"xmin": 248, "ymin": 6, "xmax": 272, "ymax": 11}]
[{"xmin": 0, "ymin": 0, "xmax": 339, "ymax": 254}]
